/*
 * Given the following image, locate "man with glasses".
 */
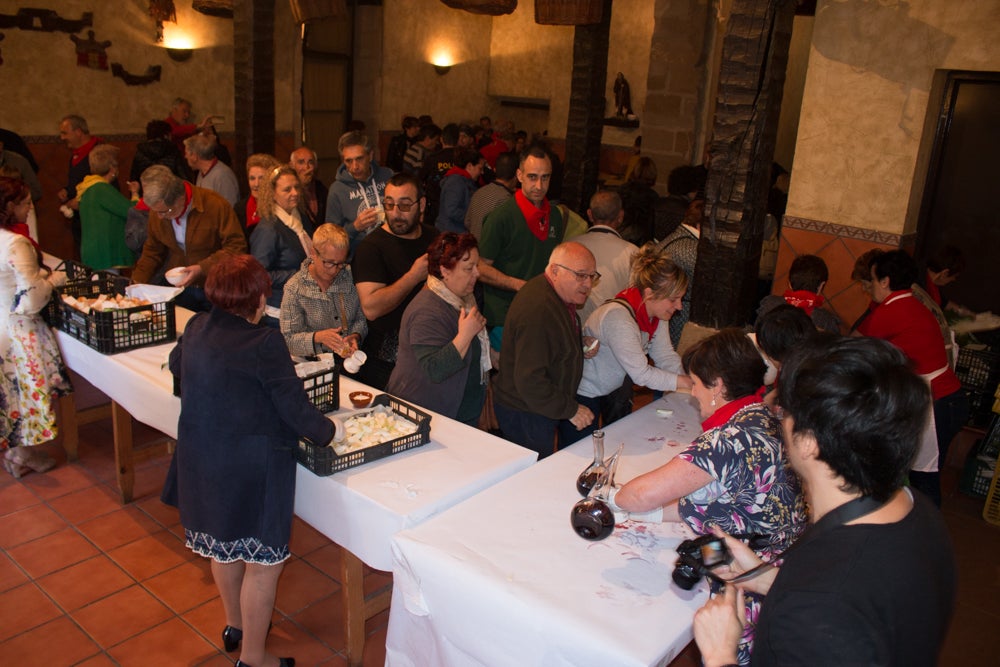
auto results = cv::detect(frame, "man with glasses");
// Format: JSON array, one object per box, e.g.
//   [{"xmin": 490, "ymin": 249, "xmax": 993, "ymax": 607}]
[
  {"xmin": 280, "ymin": 223, "xmax": 367, "ymax": 358},
  {"xmin": 478, "ymin": 145, "xmax": 564, "ymax": 351},
  {"xmin": 132, "ymin": 165, "xmax": 246, "ymax": 311},
  {"xmin": 494, "ymin": 242, "xmax": 597, "ymax": 459},
  {"xmin": 352, "ymin": 173, "xmax": 439, "ymax": 389}
]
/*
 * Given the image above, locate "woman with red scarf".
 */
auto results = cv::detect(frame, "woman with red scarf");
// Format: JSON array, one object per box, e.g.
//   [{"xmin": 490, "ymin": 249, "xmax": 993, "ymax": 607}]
[
  {"xmin": 577, "ymin": 243, "xmax": 691, "ymax": 436},
  {"xmin": 0, "ymin": 177, "xmax": 72, "ymax": 477},
  {"xmin": 615, "ymin": 328, "xmax": 806, "ymax": 666},
  {"xmin": 235, "ymin": 153, "xmax": 281, "ymax": 239},
  {"xmin": 857, "ymin": 250, "xmax": 968, "ymax": 507}
]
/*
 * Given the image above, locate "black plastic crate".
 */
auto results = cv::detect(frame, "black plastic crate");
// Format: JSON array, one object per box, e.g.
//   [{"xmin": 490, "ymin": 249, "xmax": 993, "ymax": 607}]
[
  {"xmin": 295, "ymin": 394, "xmax": 431, "ymax": 476},
  {"xmin": 960, "ymin": 416, "xmax": 999, "ymax": 498},
  {"xmin": 955, "ymin": 346, "xmax": 1000, "ymax": 391},
  {"xmin": 302, "ymin": 365, "xmax": 339, "ymax": 413},
  {"xmin": 955, "ymin": 346, "xmax": 1000, "ymax": 427},
  {"xmin": 52, "ymin": 264, "xmax": 176, "ymax": 354}
]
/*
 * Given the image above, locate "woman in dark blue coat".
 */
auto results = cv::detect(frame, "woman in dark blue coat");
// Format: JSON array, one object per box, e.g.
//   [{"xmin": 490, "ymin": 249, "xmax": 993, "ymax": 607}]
[{"xmin": 162, "ymin": 253, "xmax": 335, "ymax": 667}]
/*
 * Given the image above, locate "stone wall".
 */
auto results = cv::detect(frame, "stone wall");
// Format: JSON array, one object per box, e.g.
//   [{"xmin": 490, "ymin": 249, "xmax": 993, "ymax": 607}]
[
  {"xmin": 774, "ymin": 0, "xmax": 1000, "ymax": 328},
  {"xmin": 642, "ymin": 0, "xmax": 714, "ymax": 192},
  {"xmin": 788, "ymin": 0, "xmax": 1000, "ymax": 236}
]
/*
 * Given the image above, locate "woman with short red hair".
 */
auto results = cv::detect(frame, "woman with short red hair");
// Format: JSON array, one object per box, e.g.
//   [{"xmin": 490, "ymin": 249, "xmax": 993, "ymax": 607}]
[{"xmin": 162, "ymin": 252, "xmax": 335, "ymax": 667}]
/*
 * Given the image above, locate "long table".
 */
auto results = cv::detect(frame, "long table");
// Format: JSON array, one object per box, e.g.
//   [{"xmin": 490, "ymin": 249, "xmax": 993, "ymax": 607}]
[
  {"xmin": 385, "ymin": 391, "xmax": 709, "ymax": 667},
  {"xmin": 53, "ymin": 302, "xmax": 536, "ymax": 666}
]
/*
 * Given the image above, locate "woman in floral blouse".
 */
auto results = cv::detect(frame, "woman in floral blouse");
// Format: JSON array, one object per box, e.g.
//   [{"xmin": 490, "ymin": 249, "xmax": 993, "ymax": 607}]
[
  {"xmin": 0, "ymin": 176, "xmax": 72, "ymax": 477},
  {"xmin": 615, "ymin": 328, "xmax": 805, "ymax": 665}
]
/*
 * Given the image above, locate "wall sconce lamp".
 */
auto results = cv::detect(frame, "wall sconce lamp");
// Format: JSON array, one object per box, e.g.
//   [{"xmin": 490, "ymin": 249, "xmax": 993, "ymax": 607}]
[
  {"xmin": 167, "ymin": 47, "xmax": 193, "ymax": 62},
  {"xmin": 433, "ymin": 63, "xmax": 452, "ymax": 76}
]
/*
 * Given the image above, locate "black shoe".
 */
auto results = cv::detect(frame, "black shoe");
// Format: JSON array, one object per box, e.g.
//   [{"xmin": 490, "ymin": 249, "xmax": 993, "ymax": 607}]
[
  {"xmin": 222, "ymin": 625, "xmax": 242, "ymax": 652},
  {"xmin": 234, "ymin": 660, "xmax": 294, "ymax": 667}
]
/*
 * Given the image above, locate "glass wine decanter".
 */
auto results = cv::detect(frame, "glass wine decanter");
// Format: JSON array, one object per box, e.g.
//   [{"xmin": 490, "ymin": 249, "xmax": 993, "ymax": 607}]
[
  {"xmin": 576, "ymin": 429, "xmax": 607, "ymax": 497},
  {"xmin": 570, "ymin": 445, "xmax": 623, "ymax": 541}
]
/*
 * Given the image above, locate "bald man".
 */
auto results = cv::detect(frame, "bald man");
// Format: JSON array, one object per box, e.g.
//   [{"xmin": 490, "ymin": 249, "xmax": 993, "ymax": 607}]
[
  {"xmin": 291, "ymin": 146, "xmax": 327, "ymax": 228},
  {"xmin": 494, "ymin": 242, "xmax": 597, "ymax": 459}
]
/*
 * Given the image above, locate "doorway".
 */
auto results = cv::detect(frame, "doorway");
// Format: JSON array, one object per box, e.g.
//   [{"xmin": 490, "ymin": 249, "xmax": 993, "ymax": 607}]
[
  {"xmin": 915, "ymin": 71, "xmax": 1000, "ymax": 313},
  {"xmin": 301, "ymin": 11, "xmax": 354, "ymax": 182}
]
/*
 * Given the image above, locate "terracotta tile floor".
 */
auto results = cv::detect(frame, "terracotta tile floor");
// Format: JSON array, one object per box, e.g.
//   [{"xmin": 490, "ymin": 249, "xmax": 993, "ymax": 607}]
[
  {"xmin": 0, "ymin": 416, "xmax": 389, "ymax": 667},
  {"xmin": 1, "ymin": 388, "xmax": 997, "ymax": 666}
]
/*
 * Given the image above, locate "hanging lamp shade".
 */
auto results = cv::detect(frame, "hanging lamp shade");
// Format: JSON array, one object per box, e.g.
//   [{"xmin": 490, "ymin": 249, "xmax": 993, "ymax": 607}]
[
  {"xmin": 534, "ymin": 0, "xmax": 602, "ymax": 25},
  {"xmin": 440, "ymin": 0, "xmax": 517, "ymax": 16},
  {"xmin": 192, "ymin": 0, "xmax": 233, "ymax": 18},
  {"xmin": 289, "ymin": 0, "xmax": 348, "ymax": 23}
]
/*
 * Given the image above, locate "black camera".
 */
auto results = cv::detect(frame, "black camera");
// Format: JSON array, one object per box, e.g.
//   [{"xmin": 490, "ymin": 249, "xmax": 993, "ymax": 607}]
[{"xmin": 672, "ymin": 535, "xmax": 732, "ymax": 590}]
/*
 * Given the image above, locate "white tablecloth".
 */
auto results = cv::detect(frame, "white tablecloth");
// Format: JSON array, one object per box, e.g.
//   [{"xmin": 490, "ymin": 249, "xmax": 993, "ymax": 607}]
[
  {"xmin": 295, "ymin": 393, "xmax": 537, "ymax": 571},
  {"xmin": 386, "ymin": 392, "xmax": 710, "ymax": 667},
  {"xmin": 55, "ymin": 309, "xmax": 192, "ymax": 437},
  {"xmin": 53, "ymin": 299, "xmax": 536, "ymax": 571}
]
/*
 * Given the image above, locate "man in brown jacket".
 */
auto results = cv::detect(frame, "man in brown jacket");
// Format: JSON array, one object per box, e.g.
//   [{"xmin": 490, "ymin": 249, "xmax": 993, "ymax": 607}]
[{"xmin": 133, "ymin": 165, "xmax": 247, "ymax": 311}]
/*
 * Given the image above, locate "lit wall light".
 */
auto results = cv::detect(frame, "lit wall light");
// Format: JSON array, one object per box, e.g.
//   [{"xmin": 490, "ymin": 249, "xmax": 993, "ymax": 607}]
[
  {"xmin": 429, "ymin": 44, "xmax": 455, "ymax": 76},
  {"xmin": 164, "ymin": 31, "xmax": 194, "ymax": 62},
  {"xmin": 167, "ymin": 47, "xmax": 193, "ymax": 62}
]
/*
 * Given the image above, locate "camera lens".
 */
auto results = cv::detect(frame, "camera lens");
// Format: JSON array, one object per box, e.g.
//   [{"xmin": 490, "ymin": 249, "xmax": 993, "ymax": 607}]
[{"xmin": 671, "ymin": 560, "xmax": 701, "ymax": 590}]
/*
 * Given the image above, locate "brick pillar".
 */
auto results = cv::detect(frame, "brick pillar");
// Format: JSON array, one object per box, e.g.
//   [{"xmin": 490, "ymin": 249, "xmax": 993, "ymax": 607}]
[
  {"xmin": 642, "ymin": 0, "xmax": 711, "ymax": 190},
  {"xmin": 233, "ymin": 0, "xmax": 276, "ymax": 188},
  {"xmin": 562, "ymin": 0, "xmax": 613, "ymax": 212}
]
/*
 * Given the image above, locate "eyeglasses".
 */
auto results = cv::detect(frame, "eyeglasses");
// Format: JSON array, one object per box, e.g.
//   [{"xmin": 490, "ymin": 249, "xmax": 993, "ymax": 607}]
[
  {"xmin": 554, "ymin": 263, "xmax": 601, "ymax": 283},
  {"xmin": 319, "ymin": 258, "xmax": 349, "ymax": 270},
  {"xmin": 152, "ymin": 200, "xmax": 182, "ymax": 217},
  {"xmin": 383, "ymin": 199, "xmax": 417, "ymax": 212}
]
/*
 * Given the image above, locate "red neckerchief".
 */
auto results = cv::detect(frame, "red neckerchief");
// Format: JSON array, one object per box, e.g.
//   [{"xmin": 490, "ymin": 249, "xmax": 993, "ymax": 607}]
[
  {"xmin": 783, "ymin": 289, "xmax": 824, "ymax": 315},
  {"xmin": 71, "ymin": 136, "xmax": 100, "ymax": 166},
  {"xmin": 444, "ymin": 166, "xmax": 472, "ymax": 179},
  {"xmin": 135, "ymin": 198, "xmax": 150, "ymax": 212},
  {"xmin": 925, "ymin": 272, "xmax": 942, "ymax": 306},
  {"xmin": 246, "ymin": 195, "xmax": 259, "ymax": 229},
  {"xmin": 200, "ymin": 158, "xmax": 219, "ymax": 178},
  {"xmin": 616, "ymin": 286, "xmax": 659, "ymax": 337},
  {"xmin": 9, "ymin": 222, "xmax": 40, "ymax": 253},
  {"xmin": 171, "ymin": 182, "xmax": 193, "ymax": 224},
  {"xmin": 701, "ymin": 387, "xmax": 766, "ymax": 431},
  {"xmin": 515, "ymin": 189, "xmax": 550, "ymax": 241}
]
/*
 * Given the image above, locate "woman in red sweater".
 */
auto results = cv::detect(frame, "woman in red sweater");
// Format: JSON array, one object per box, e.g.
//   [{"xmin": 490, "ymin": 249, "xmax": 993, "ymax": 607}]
[{"xmin": 857, "ymin": 250, "xmax": 968, "ymax": 506}]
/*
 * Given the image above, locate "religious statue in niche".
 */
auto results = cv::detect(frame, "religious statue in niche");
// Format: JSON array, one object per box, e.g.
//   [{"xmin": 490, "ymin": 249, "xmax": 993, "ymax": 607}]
[
  {"xmin": 70, "ymin": 30, "xmax": 111, "ymax": 70},
  {"xmin": 613, "ymin": 72, "xmax": 636, "ymax": 120}
]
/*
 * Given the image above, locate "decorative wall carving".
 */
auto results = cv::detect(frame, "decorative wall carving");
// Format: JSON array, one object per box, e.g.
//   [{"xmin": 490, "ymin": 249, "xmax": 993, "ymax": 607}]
[
  {"xmin": 0, "ymin": 8, "xmax": 93, "ymax": 33},
  {"xmin": 111, "ymin": 63, "xmax": 162, "ymax": 86}
]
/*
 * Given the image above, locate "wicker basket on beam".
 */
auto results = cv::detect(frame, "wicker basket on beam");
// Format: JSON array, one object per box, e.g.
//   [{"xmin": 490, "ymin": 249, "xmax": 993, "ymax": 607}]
[
  {"xmin": 535, "ymin": 0, "xmax": 603, "ymax": 25},
  {"xmin": 441, "ymin": 0, "xmax": 517, "ymax": 15}
]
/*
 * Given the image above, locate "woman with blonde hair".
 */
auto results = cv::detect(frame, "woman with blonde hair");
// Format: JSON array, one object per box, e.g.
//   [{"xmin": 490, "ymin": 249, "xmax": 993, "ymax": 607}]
[
  {"xmin": 577, "ymin": 242, "xmax": 691, "ymax": 435},
  {"xmin": 250, "ymin": 165, "xmax": 314, "ymax": 326}
]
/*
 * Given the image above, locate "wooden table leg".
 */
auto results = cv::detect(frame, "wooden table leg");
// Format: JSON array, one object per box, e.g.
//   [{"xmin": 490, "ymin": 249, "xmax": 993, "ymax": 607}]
[
  {"xmin": 59, "ymin": 394, "xmax": 113, "ymax": 463},
  {"xmin": 340, "ymin": 548, "xmax": 393, "ymax": 667},
  {"xmin": 109, "ymin": 400, "xmax": 175, "ymax": 505},
  {"xmin": 111, "ymin": 400, "xmax": 135, "ymax": 504},
  {"xmin": 58, "ymin": 394, "xmax": 79, "ymax": 462}
]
